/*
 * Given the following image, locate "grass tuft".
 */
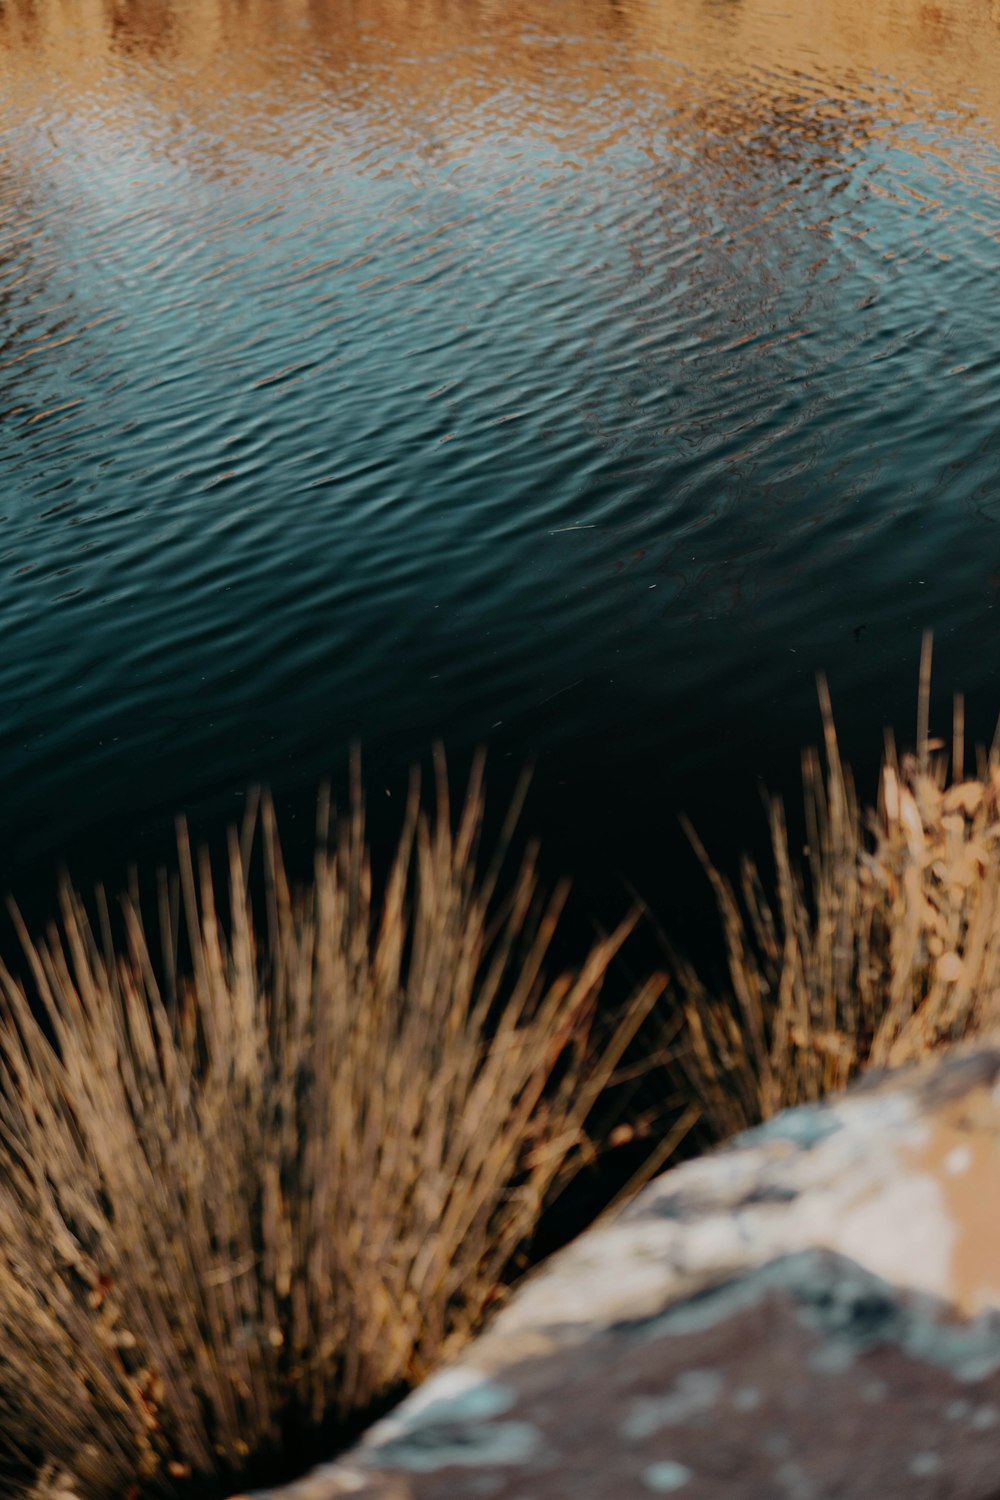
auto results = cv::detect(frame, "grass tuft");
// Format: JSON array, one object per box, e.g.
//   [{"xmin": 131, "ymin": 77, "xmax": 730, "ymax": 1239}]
[
  {"xmin": 670, "ymin": 635, "xmax": 1000, "ymax": 1140},
  {"xmin": 0, "ymin": 752, "xmax": 664, "ymax": 1500}
]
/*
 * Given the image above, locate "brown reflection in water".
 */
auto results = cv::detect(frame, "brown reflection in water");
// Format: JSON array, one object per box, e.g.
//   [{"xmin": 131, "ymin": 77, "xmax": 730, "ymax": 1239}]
[
  {"xmin": 2, "ymin": 0, "xmax": 1000, "ymax": 153},
  {"xmin": 104, "ymin": 0, "xmax": 182, "ymax": 58}
]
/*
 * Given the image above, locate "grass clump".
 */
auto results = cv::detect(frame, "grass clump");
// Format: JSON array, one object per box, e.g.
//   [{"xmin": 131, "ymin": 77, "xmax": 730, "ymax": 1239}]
[
  {"xmin": 7, "ymin": 639, "xmax": 1000, "ymax": 1499},
  {"xmin": 671, "ymin": 635, "xmax": 1000, "ymax": 1140},
  {"xmin": 0, "ymin": 753, "xmax": 663, "ymax": 1500}
]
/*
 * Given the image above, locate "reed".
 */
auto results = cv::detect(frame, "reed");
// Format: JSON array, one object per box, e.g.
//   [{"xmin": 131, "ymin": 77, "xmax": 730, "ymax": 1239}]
[
  {"xmin": 670, "ymin": 634, "xmax": 1000, "ymax": 1141},
  {"xmin": 0, "ymin": 752, "xmax": 664, "ymax": 1500}
]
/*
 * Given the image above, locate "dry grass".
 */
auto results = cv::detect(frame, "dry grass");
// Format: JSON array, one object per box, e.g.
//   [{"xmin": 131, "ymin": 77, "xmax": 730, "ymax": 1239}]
[
  {"xmin": 8, "ymin": 642, "xmax": 1000, "ymax": 1500},
  {"xmin": 671, "ymin": 634, "xmax": 1000, "ymax": 1141},
  {"xmin": 0, "ymin": 752, "xmax": 664, "ymax": 1500}
]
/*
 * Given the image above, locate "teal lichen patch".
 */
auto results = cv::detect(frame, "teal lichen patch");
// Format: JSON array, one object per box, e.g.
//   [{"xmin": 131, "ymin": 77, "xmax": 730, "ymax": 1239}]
[
  {"xmin": 737, "ymin": 1103, "xmax": 844, "ymax": 1153},
  {"xmin": 372, "ymin": 1420, "xmax": 541, "ymax": 1473},
  {"xmin": 359, "ymin": 1370, "xmax": 544, "ymax": 1474},
  {"xmin": 641, "ymin": 1460, "xmax": 694, "ymax": 1492},
  {"xmin": 630, "ymin": 1251, "xmax": 1000, "ymax": 1387},
  {"xmin": 621, "ymin": 1370, "xmax": 723, "ymax": 1438},
  {"xmin": 384, "ymin": 1371, "xmax": 518, "ymax": 1429}
]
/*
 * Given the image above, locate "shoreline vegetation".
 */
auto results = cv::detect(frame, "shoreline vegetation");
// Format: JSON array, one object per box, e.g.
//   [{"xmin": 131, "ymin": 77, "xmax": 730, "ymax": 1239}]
[
  {"xmin": 0, "ymin": 751, "xmax": 667, "ymax": 1500},
  {"xmin": 669, "ymin": 634, "xmax": 1000, "ymax": 1137},
  {"xmin": 3, "ymin": 636, "xmax": 998, "ymax": 1500}
]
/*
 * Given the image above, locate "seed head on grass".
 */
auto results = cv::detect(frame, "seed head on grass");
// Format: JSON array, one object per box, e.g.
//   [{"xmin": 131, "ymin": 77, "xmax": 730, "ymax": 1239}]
[{"xmin": 0, "ymin": 752, "xmax": 664, "ymax": 1500}]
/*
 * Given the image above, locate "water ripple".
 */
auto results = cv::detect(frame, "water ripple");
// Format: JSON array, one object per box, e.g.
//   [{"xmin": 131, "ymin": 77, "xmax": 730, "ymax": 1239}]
[{"xmin": 1, "ymin": 0, "xmax": 1000, "ymax": 900}]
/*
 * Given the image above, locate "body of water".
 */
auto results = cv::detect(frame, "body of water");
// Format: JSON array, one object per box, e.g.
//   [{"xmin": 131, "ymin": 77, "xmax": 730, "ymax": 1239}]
[{"xmin": 3, "ymin": 0, "xmax": 1000, "ymax": 935}]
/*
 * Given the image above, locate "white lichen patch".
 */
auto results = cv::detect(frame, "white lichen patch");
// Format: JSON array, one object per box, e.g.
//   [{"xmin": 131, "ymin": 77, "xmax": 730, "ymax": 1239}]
[
  {"xmin": 820, "ymin": 1167, "xmax": 953, "ymax": 1301},
  {"xmin": 944, "ymin": 1144, "xmax": 973, "ymax": 1176},
  {"xmin": 490, "ymin": 1218, "xmax": 703, "ymax": 1338},
  {"xmin": 641, "ymin": 1460, "xmax": 694, "ymax": 1492}
]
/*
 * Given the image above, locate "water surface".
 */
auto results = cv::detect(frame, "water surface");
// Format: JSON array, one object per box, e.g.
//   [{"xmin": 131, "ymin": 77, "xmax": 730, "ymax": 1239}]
[{"xmin": 3, "ymin": 0, "xmax": 1000, "ymax": 927}]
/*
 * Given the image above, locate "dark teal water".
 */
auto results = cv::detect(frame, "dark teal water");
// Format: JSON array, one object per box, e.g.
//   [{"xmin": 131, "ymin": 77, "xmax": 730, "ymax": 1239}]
[{"xmin": 3, "ymin": 0, "xmax": 1000, "ymax": 926}]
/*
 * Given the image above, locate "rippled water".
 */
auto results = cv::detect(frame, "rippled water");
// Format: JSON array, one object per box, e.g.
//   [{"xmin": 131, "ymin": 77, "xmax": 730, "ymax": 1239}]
[{"xmin": 3, "ymin": 0, "xmax": 1000, "ymax": 923}]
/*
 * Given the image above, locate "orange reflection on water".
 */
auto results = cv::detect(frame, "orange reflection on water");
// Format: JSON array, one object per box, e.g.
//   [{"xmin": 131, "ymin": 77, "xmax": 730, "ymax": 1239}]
[{"xmin": 3, "ymin": 0, "xmax": 1000, "ymax": 163}]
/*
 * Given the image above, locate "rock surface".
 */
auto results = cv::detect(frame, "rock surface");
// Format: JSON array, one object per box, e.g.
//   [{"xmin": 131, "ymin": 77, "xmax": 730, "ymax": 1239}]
[{"xmin": 238, "ymin": 1045, "xmax": 1000, "ymax": 1499}]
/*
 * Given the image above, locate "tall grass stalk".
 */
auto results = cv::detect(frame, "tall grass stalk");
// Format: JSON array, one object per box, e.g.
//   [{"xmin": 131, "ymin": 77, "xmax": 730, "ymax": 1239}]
[
  {"xmin": 0, "ymin": 753, "xmax": 664, "ymax": 1500},
  {"xmin": 671, "ymin": 635, "xmax": 1000, "ymax": 1140}
]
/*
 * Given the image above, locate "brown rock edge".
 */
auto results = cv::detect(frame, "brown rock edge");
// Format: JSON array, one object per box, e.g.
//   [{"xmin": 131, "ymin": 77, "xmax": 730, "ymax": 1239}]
[{"xmin": 237, "ymin": 1045, "xmax": 1000, "ymax": 1500}]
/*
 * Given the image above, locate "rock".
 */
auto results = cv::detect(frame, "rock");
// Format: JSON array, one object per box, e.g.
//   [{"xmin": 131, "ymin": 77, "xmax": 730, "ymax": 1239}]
[{"xmin": 237, "ymin": 1044, "xmax": 1000, "ymax": 1500}]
